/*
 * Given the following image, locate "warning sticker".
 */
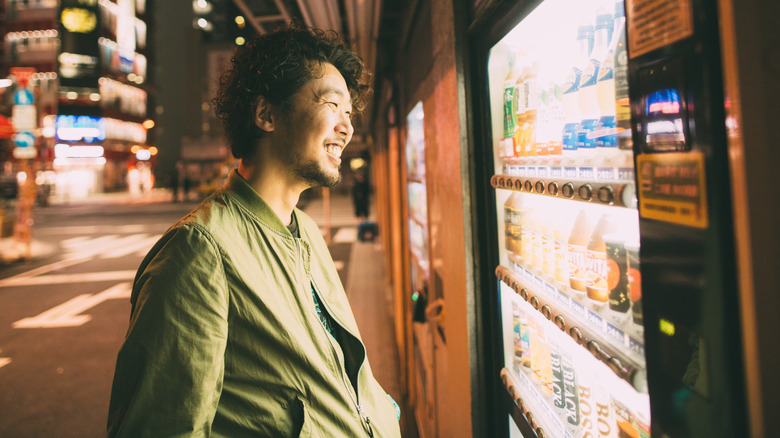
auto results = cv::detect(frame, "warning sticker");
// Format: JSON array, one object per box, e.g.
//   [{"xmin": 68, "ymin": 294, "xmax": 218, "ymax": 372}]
[
  {"xmin": 626, "ymin": 0, "xmax": 694, "ymax": 58},
  {"xmin": 636, "ymin": 152, "xmax": 708, "ymax": 228}
]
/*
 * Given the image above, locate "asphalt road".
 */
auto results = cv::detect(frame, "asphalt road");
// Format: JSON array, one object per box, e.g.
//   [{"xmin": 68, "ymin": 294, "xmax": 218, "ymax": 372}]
[{"xmin": 0, "ymin": 199, "xmax": 354, "ymax": 437}]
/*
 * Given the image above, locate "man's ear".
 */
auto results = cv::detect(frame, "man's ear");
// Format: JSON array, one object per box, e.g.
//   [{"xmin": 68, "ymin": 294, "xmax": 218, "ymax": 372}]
[{"xmin": 254, "ymin": 97, "xmax": 274, "ymax": 132}]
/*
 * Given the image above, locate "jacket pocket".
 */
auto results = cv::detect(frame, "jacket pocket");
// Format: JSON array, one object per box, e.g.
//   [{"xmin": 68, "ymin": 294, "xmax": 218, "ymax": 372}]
[{"xmin": 291, "ymin": 396, "xmax": 318, "ymax": 438}]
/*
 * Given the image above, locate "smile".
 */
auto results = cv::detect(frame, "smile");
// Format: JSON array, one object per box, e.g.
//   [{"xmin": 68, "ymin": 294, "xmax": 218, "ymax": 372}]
[{"xmin": 325, "ymin": 144, "xmax": 343, "ymax": 158}]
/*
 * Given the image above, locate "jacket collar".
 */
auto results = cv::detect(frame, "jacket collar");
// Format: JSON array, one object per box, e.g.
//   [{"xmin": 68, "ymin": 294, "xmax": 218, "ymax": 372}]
[{"xmin": 223, "ymin": 169, "xmax": 294, "ymax": 236}]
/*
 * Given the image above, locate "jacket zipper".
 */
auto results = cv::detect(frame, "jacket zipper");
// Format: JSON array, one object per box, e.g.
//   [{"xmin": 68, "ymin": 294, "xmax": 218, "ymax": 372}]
[{"xmin": 297, "ymin": 239, "xmax": 374, "ymax": 437}]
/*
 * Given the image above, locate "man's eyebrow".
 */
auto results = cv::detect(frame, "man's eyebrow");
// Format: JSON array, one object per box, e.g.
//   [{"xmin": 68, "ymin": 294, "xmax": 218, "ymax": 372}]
[{"xmin": 316, "ymin": 86, "xmax": 348, "ymax": 100}]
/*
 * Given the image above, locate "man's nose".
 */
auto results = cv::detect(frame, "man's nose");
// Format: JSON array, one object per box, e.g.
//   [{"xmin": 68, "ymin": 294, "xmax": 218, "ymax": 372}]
[{"xmin": 337, "ymin": 113, "xmax": 353, "ymax": 139}]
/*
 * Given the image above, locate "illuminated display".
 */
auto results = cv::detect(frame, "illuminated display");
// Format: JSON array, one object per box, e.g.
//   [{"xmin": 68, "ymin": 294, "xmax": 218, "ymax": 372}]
[
  {"xmin": 61, "ymin": 8, "xmax": 98, "ymax": 33},
  {"xmin": 54, "ymin": 143, "xmax": 105, "ymax": 158},
  {"xmin": 643, "ymin": 88, "xmax": 686, "ymax": 149},
  {"xmin": 55, "ymin": 115, "xmax": 106, "ymax": 142}
]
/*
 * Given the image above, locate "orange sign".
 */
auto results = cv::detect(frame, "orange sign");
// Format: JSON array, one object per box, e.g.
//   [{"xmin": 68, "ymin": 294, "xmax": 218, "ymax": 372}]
[
  {"xmin": 0, "ymin": 115, "xmax": 14, "ymax": 139},
  {"xmin": 9, "ymin": 67, "xmax": 36, "ymax": 88}
]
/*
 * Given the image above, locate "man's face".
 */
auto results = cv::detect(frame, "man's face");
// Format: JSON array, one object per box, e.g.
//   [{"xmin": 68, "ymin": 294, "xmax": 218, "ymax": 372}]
[{"xmin": 273, "ymin": 62, "xmax": 354, "ymax": 188}]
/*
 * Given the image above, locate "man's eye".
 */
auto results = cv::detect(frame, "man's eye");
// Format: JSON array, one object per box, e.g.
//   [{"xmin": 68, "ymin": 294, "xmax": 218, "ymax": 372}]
[{"xmin": 327, "ymin": 102, "xmax": 338, "ymax": 109}]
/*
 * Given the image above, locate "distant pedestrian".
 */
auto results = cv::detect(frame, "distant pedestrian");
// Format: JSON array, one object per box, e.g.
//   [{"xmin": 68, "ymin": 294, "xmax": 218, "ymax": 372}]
[
  {"xmin": 107, "ymin": 23, "xmax": 401, "ymax": 438},
  {"xmin": 352, "ymin": 172, "xmax": 371, "ymax": 218}
]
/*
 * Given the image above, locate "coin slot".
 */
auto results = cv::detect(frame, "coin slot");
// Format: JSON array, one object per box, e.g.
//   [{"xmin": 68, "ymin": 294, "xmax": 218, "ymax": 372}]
[
  {"xmin": 598, "ymin": 185, "xmax": 614, "ymax": 204},
  {"xmin": 562, "ymin": 182, "xmax": 574, "ymax": 198},
  {"xmin": 578, "ymin": 184, "xmax": 593, "ymax": 201},
  {"xmin": 547, "ymin": 181, "xmax": 559, "ymax": 196}
]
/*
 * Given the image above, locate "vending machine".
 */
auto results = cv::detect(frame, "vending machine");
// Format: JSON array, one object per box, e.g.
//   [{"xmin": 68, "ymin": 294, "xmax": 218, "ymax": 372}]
[{"xmin": 469, "ymin": 0, "xmax": 748, "ymax": 436}]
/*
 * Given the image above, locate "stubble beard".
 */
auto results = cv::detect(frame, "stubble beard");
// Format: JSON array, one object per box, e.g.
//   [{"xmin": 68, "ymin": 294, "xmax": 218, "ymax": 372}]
[{"xmin": 295, "ymin": 161, "xmax": 342, "ymax": 188}]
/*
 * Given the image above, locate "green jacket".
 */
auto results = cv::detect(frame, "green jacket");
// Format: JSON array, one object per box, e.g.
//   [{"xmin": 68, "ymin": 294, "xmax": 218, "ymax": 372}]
[{"xmin": 108, "ymin": 171, "xmax": 401, "ymax": 438}]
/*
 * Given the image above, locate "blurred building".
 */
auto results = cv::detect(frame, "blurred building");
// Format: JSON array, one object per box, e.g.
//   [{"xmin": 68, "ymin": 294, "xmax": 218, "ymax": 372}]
[{"xmin": 0, "ymin": 0, "xmax": 154, "ymax": 200}]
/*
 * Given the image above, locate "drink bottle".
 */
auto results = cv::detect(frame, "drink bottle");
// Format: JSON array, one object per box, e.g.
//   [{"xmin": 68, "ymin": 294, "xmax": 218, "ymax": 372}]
[
  {"xmin": 605, "ymin": 233, "xmax": 631, "ymax": 321},
  {"xmin": 568, "ymin": 210, "xmax": 592, "ymax": 293},
  {"xmin": 626, "ymin": 239, "xmax": 643, "ymax": 327},
  {"xmin": 561, "ymin": 23, "xmax": 592, "ymax": 157},
  {"xmin": 586, "ymin": 213, "xmax": 615, "ymax": 306},
  {"xmin": 613, "ymin": 0, "xmax": 632, "ymax": 150},
  {"xmin": 578, "ymin": 8, "xmax": 612, "ymax": 159}
]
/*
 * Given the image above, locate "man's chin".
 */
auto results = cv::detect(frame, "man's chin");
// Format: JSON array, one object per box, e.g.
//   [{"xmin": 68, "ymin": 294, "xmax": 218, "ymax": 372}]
[{"xmin": 298, "ymin": 165, "xmax": 341, "ymax": 188}]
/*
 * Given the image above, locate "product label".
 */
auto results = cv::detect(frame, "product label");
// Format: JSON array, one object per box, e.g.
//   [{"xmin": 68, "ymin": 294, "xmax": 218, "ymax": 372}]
[
  {"xmin": 568, "ymin": 244, "xmax": 589, "ymax": 291},
  {"xmin": 636, "ymin": 152, "xmax": 708, "ymax": 228},
  {"xmin": 503, "ymin": 84, "xmax": 516, "ymax": 137},
  {"xmin": 626, "ymin": 0, "xmax": 694, "ymax": 58}
]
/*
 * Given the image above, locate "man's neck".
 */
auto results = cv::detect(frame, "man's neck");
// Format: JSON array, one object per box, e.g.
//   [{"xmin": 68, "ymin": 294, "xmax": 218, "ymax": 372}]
[{"xmin": 237, "ymin": 161, "xmax": 304, "ymax": 226}]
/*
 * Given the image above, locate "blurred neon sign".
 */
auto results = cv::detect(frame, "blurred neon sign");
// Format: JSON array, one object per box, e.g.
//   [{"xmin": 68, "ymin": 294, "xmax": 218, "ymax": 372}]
[{"xmin": 56, "ymin": 115, "xmax": 106, "ymax": 142}]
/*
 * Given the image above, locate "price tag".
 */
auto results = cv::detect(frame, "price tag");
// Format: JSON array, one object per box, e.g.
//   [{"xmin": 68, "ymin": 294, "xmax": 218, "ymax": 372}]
[
  {"xmin": 564, "ymin": 167, "xmax": 577, "ymax": 178},
  {"xmin": 597, "ymin": 167, "xmax": 615, "ymax": 180},
  {"xmin": 629, "ymin": 336, "xmax": 645, "ymax": 357},
  {"xmin": 605, "ymin": 322, "xmax": 626, "ymax": 345},
  {"xmin": 586, "ymin": 309, "xmax": 604, "ymax": 327},
  {"xmin": 618, "ymin": 167, "xmax": 635, "ymax": 181},
  {"xmin": 578, "ymin": 167, "xmax": 595, "ymax": 180},
  {"xmin": 570, "ymin": 300, "xmax": 587, "ymax": 318}
]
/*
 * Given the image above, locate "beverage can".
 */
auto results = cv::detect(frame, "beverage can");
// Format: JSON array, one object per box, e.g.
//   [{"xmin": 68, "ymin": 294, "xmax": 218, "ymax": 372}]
[
  {"xmin": 625, "ymin": 239, "xmax": 642, "ymax": 326},
  {"xmin": 605, "ymin": 233, "xmax": 631, "ymax": 319}
]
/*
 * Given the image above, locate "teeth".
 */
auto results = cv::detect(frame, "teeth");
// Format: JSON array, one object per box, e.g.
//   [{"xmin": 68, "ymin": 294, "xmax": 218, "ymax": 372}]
[{"xmin": 326, "ymin": 145, "xmax": 342, "ymax": 158}]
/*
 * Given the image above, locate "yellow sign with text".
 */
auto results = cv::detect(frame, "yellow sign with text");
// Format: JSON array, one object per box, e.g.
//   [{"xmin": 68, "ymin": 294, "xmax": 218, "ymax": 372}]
[{"xmin": 636, "ymin": 152, "xmax": 708, "ymax": 228}]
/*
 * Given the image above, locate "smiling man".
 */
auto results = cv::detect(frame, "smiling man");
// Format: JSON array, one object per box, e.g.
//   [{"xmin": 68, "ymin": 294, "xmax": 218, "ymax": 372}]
[{"xmin": 107, "ymin": 24, "xmax": 402, "ymax": 438}]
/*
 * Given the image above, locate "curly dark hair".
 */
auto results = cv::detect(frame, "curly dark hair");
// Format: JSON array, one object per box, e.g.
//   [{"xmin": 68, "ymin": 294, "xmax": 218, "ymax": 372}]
[{"xmin": 212, "ymin": 23, "xmax": 371, "ymax": 160}]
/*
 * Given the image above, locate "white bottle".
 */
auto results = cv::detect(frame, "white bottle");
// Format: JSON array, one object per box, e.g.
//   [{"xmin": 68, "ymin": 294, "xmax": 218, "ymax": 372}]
[{"xmin": 577, "ymin": 7, "xmax": 612, "ymax": 161}]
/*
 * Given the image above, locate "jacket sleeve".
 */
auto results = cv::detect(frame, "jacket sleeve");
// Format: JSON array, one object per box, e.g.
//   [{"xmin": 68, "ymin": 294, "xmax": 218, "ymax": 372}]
[{"xmin": 107, "ymin": 225, "xmax": 230, "ymax": 437}]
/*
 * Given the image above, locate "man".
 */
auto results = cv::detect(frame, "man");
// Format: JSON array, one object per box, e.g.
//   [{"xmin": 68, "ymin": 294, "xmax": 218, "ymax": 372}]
[{"xmin": 107, "ymin": 24, "xmax": 402, "ymax": 437}]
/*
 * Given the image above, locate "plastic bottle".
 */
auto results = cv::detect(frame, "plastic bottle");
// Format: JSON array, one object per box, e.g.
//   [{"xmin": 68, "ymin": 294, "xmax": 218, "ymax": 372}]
[
  {"xmin": 626, "ymin": 239, "xmax": 643, "ymax": 328},
  {"xmin": 578, "ymin": 8, "xmax": 613, "ymax": 160},
  {"xmin": 503, "ymin": 51, "xmax": 520, "ymax": 141},
  {"xmin": 605, "ymin": 233, "xmax": 631, "ymax": 321},
  {"xmin": 521, "ymin": 210, "xmax": 536, "ymax": 265},
  {"xmin": 554, "ymin": 217, "xmax": 571, "ymax": 285},
  {"xmin": 613, "ymin": 0, "xmax": 632, "ymax": 151},
  {"xmin": 537, "ymin": 323, "xmax": 554, "ymax": 394},
  {"xmin": 586, "ymin": 213, "xmax": 615, "ymax": 306},
  {"xmin": 503, "ymin": 194, "xmax": 515, "ymax": 253},
  {"xmin": 523, "ymin": 60, "xmax": 541, "ymax": 159},
  {"xmin": 509, "ymin": 194, "xmax": 526, "ymax": 258},
  {"xmin": 513, "ymin": 48, "xmax": 530, "ymax": 160},
  {"xmin": 541, "ymin": 218, "xmax": 555, "ymax": 278},
  {"xmin": 561, "ymin": 23, "xmax": 592, "ymax": 157},
  {"xmin": 595, "ymin": 0, "xmax": 623, "ymax": 156},
  {"xmin": 568, "ymin": 210, "xmax": 592, "ymax": 293}
]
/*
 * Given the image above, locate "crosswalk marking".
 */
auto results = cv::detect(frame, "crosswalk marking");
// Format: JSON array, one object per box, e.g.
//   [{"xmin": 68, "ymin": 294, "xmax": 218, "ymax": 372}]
[
  {"xmin": 13, "ymin": 282, "xmax": 132, "ymax": 329},
  {"xmin": 0, "ymin": 233, "xmax": 159, "ymax": 288},
  {"xmin": 102, "ymin": 235, "xmax": 160, "ymax": 258},
  {"xmin": 62, "ymin": 234, "xmax": 160, "ymax": 259},
  {"xmin": 0, "ymin": 270, "xmax": 136, "ymax": 287},
  {"xmin": 0, "ymin": 358, "xmax": 10, "ymax": 368}
]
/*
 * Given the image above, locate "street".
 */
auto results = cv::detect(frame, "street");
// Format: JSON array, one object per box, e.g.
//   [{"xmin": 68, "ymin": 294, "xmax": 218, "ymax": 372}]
[{"xmin": 0, "ymin": 197, "xmax": 358, "ymax": 437}]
